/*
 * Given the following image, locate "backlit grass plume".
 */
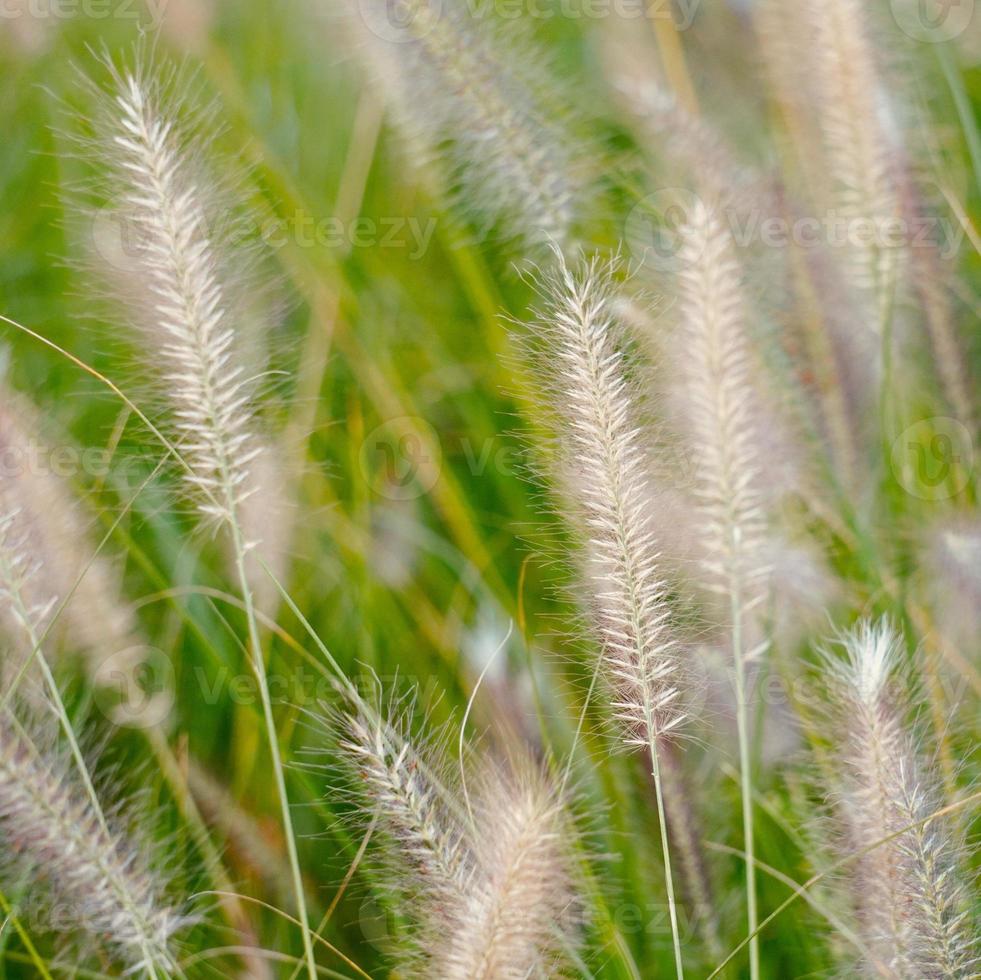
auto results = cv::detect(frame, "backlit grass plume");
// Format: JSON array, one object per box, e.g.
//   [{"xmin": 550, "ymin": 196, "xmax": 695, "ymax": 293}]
[
  {"xmin": 339, "ymin": 701, "xmax": 581, "ymax": 978},
  {"xmin": 676, "ymin": 202, "xmax": 768, "ymax": 603},
  {"xmin": 530, "ymin": 254, "xmax": 687, "ymax": 753},
  {"xmin": 525, "ymin": 253, "xmax": 692, "ymax": 976},
  {"xmin": 820, "ymin": 620, "xmax": 977, "ymax": 978},
  {"xmin": 344, "ymin": 0, "xmax": 586, "ymax": 249},
  {"xmin": 340, "ymin": 702, "xmax": 473, "ymax": 906},
  {"xmin": 807, "ymin": 0, "xmax": 901, "ymax": 309},
  {"xmin": 0, "ymin": 716, "xmax": 186, "ymax": 975},
  {"xmin": 431, "ymin": 758, "xmax": 578, "ymax": 980},
  {"xmin": 0, "ymin": 385, "xmax": 147, "ymax": 698},
  {"xmin": 0, "ymin": 506, "xmax": 53, "ymax": 698},
  {"xmin": 87, "ymin": 57, "xmax": 261, "ymax": 530}
]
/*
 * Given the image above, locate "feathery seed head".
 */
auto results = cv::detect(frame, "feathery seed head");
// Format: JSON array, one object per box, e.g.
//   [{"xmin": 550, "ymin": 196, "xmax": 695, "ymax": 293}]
[
  {"xmin": 819, "ymin": 619, "xmax": 977, "ymax": 978},
  {"xmin": 345, "ymin": 0, "xmax": 588, "ymax": 250},
  {"xmin": 82, "ymin": 53, "xmax": 263, "ymax": 533},
  {"xmin": 338, "ymin": 696, "xmax": 583, "ymax": 979},
  {"xmin": 676, "ymin": 201, "xmax": 770, "ymax": 604},
  {"xmin": 807, "ymin": 0, "xmax": 904, "ymax": 297},
  {"xmin": 430, "ymin": 757, "xmax": 580, "ymax": 980},
  {"xmin": 0, "ymin": 717, "xmax": 188, "ymax": 973},
  {"xmin": 340, "ymin": 702, "xmax": 474, "ymax": 901},
  {"xmin": 0, "ymin": 387, "xmax": 152, "ymax": 704},
  {"xmin": 0, "ymin": 508, "xmax": 55, "ymax": 654},
  {"xmin": 527, "ymin": 252, "xmax": 689, "ymax": 749}
]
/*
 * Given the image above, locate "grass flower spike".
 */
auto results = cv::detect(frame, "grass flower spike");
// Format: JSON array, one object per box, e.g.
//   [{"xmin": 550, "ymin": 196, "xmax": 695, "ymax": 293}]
[
  {"xmin": 821, "ymin": 620, "xmax": 976, "ymax": 978},
  {"xmin": 0, "ymin": 718, "xmax": 185, "ymax": 974},
  {"xmin": 341, "ymin": 703, "xmax": 473, "ymax": 904},
  {"xmin": 96, "ymin": 61, "xmax": 260, "ymax": 529},
  {"xmin": 347, "ymin": 0, "xmax": 585, "ymax": 249},
  {"xmin": 808, "ymin": 0, "xmax": 900, "ymax": 306},
  {"xmin": 431, "ymin": 759, "xmax": 576, "ymax": 980},
  {"xmin": 339, "ymin": 702, "xmax": 581, "ymax": 978},
  {"xmin": 676, "ymin": 200, "xmax": 768, "ymax": 978},
  {"xmin": 0, "ymin": 387, "xmax": 146, "ymax": 695},
  {"xmin": 532, "ymin": 254, "xmax": 687, "ymax": 750}
]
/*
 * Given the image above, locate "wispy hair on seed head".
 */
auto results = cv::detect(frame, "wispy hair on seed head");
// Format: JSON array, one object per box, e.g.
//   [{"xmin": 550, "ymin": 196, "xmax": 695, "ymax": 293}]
[
  {"xmin": 0, "ymin": 714, "xmax": 190, "ymax": 974},
  {"xmin": 676, "ymin": 200, "xmax": 770, "ymax": 608},
  {"xmin": 0, "ymin": 383, "xmax": 147, "ymax": 694},
  {"xmin": 428, "ymin": 754, "xmax": 580, "ymax": 980},
  {"xmin": 341, "ymin": 0, "xmax": 591, "ymax": 251},
  {"xmin": 523, "ymin": 250, "xmax": 689, "ymax": 750},
  {"xmin": 73, "ymin": 45, "xmax": 266, "ymax": 536},
  {"xmin": 335, "ymin": 688, "xmax": 583, "ymax": 978},
  {"xmin": 818, "ymin": 619, "xmax": 977, "ymax": 979}
]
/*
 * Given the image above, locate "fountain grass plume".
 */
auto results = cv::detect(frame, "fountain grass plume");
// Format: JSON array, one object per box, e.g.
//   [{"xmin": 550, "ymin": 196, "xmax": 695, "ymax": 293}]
[
  {"xmin": 820, "ymin": 619, "xmax": 977, "ymax": 978},
  {"xmin": 338, "ymin": 695, "xmax": 581, "ymax": 979},
  {"xmin": 0, "ymin": 716, "xmax": 188, "ymax": 974},
  {"xmin": 344, "ymin": 0, "xmax": 588, "ymax": 251}
]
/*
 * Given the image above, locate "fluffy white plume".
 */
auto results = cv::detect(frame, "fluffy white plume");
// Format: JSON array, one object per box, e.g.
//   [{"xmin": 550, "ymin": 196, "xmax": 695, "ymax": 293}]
[
  {"xmin": 822, "ymin": 620, "xmax": 977, "ymax": 978},
  {"xmin": 531, "ymin": 253, "xmax": 688, "ymax": 748},
  {"xmin": 89, "ymin": 58, "xmax": 262, "ymax": 531},
  {"xmin": 340, "ymin": 703, "xmax": 581, "ymax": 978},
  {"xmin": 0, "ymin": 718, "xmax": 185, "ymax": 973},
  {"xmin": 808, "ymin": 0, "xmax": 902, "ymax": 298},
  {"xmin": 0, "ymin": 388, "xmax": 147, "ymax": 696},
  {"xmin": 676, "ymin": 201, "xmax": 769, "ymax": 608},
  {"xmin": 430, "ymin": 760, "xmax": 577, "ymax": 980},
  {"xmin": 344, "ymin": 0, "xmax": 585, "ymax": 249}
]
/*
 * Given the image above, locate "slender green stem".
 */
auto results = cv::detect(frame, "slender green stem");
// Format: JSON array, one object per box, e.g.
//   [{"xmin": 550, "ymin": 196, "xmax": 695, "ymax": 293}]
[
  {"xmin": 0, "ymin": 886, "xmax": 54, "ymax": 980},
  {"xmin": 730, "ymin": 585, "xmax": 759, "ymax": 980},
  {"xmin": 650, "ymin": 741, "xmax": 685, "ymax": 980},
  {"xmin": 228, "ymin": 519, "xmax": 318, "ymax": 980}
]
